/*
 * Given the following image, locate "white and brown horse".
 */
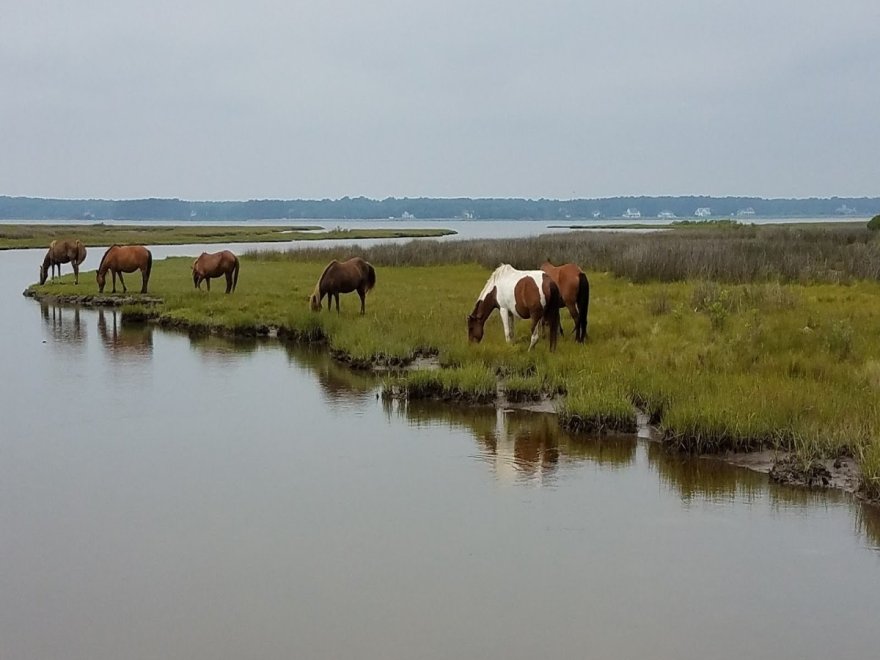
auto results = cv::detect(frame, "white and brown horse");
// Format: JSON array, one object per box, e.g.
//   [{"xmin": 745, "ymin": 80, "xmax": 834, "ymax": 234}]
[
  {"xmin": 39, "ymin": 239, "xmax": 87, "ymax": 285},
  {"xmin": 467, "ymin": 264, "xmax": 561, "ymax": 351},
  {"xmin": 192, "ymin": 250, "xmax": 240, "ymax": 293}
]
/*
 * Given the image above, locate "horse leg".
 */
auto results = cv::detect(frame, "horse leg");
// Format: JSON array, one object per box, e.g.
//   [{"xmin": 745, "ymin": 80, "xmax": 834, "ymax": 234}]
[
  {"xmin": 358, "ymin": 287, "xmax": 366, "ymax": 314},
  {"xmin": 499, "ymin": 309, "xmax": 513, "ymax": 343},
  {"xmin": 119, "ymin": 272, "xmax": 128, "ymax": 293},
  {"xmin": 111, "ymin": 271, "xmax": 117, "ymax": 293},
  {"xmin": 335, "ymin": 293, "xmax": 340, "ymax": 314},
  {"xmin": 528, "ymin": 315, "xmax": 542, "ymax": 351},
  {"xmin": 566, "ymin": 302, "xmax": 579, "ymax": 340},
  {"xmin": 225, "ymin": 272, "xmax": 232, "ymax": 294},
  {"xmin": 141, "ymin": 268, "xmax": 149, "ymax": 294},
  {"xmin": 206, "ymin": 277, "xmax": 211, "ymax": 292},
  {"xmin": 73, "ymin": 261, "xmax": 79, "ymax": 285}
]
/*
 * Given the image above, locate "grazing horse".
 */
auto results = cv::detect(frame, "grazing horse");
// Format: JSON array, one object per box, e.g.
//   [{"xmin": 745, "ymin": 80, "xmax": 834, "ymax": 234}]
[
  {"xmin": 39, "ymin": 239, "xmax": 87, "ymax": 285},
  {"xmin": 192, "ymin": 250, "xmax": 240, "ymax": 293},
  {"xmin": 540, "ymin": 260, "xmax": 590, "ymax": 342},
  {"xmin": 96, "ymin": 245, "xmax": 153, "ymax": 294},
  {"xmin": 467, "ymin": 264, "xmax": 561, "ymax": 351},
  {"xmin": 310, "ymin": 257, "xmax": 376, "ymax": 314}
]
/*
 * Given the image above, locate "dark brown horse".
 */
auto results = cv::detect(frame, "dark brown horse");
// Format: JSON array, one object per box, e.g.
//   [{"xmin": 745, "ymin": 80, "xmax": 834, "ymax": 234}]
[
  {"xmin": 192, "ymin": 250, "xmax": 240, "ymax": 293},
  {"xmin": 40, "ymin": 239, "xmax": 87, "ymax": 285},
  {"xmin": 467, "ymin": 264, "xmax": 561, "ymax": 351},
  {"xmin": 96, "ymin": 245, "xmax": 153, "ymax": 294},
  {"xmin": 310, "ymin": 257, "xmax": 376, "ymax": 314},
  {"xmin": 540, "ymin": 260, "xmax": 590, "ymax": 342}
]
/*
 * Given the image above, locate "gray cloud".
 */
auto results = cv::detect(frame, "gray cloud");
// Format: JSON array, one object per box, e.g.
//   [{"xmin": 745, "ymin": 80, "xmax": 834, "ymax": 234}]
[{"xmin": 1, "ymin": 0, "xmax": 878, "ymax": 199}]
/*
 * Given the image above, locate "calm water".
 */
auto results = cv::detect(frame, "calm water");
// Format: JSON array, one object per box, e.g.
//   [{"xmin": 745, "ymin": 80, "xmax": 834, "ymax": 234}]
[{"xmin": 1, "ymin": 246, "xmax": 879, "ymax": 660}]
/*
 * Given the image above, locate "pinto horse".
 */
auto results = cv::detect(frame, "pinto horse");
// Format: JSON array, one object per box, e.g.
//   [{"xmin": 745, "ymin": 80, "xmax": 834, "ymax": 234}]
[
  {"xmin": 96, "ymin": 245, "xmax": 153, "ymax": 294},
  {"xmin": 310, "ymin": 257, "xmax": 376, "ymax": 314},
  {"xmin": 467, "ymin": 264, "xmax": 561, "ymax": 351},
  {"xmin": 40, "ymin": 239, "xmax": 87, "ymax": 285},
  {"xmin": 192, "ymin": 250, "xmax": 240, "ymax": 293},
  {"xmin": 540, "ymin": 260, "xmax": 590, "ymax": 342}
]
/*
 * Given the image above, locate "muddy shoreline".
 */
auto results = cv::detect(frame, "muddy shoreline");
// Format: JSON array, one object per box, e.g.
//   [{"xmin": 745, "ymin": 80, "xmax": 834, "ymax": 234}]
[{"xmin": 24, "ymin": 288, "xmax": 876, "ymax": 504}]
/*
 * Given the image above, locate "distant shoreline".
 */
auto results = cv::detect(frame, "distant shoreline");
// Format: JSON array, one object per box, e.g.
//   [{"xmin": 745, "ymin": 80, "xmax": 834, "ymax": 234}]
[{"xmin": 2, "ymin": 194, "xmax": 877, "ymax": 222}]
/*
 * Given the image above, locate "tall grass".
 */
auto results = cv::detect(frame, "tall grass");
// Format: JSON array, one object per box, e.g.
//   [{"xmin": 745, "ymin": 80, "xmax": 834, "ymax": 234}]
[{"xmin": 248, "ymin": 223, "xmax": 880, "ymax": 283}]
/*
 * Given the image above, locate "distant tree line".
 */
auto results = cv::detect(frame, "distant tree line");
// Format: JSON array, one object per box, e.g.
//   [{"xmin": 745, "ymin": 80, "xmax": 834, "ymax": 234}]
[{"xmin": 1, "ymin": 195, "xmax": 878, "ymax": 221}]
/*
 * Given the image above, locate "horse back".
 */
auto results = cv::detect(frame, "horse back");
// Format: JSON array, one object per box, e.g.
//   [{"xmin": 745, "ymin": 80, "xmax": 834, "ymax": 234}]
[{"xmin": 512, "ymin": 275, "xmax": 546, "ymax": 318}]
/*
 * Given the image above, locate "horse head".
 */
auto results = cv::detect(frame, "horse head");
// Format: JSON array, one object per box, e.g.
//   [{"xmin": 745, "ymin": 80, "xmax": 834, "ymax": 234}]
[{"xmin": 466, "ymin": 311, "xmax": 484, "ymax": 343}]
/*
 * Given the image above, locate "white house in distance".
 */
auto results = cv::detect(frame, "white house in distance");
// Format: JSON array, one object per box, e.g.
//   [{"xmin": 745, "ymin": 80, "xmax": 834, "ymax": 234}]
[
  {"xmin": 736, "ymin": 207, "xmax": 755, "ymax": 217},
  {"xmin": 622, "ymin": 208, "xmax": 641, "ymax": 218},
  {"xmin": 694, "ymin": 207, "xmax": 712, "ymax": 217},
  {"xmin": 657, "ymin": 210, "xmax": 677, "ymax": 219}
]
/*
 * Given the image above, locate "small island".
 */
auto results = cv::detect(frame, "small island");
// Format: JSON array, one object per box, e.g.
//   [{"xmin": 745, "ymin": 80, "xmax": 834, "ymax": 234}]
[{"xmin": 0, "ymin": 223, "xmax": 456, "ymax": 250}]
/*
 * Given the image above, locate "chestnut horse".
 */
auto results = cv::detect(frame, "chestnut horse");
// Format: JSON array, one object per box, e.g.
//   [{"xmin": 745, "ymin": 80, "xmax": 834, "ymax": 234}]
[
  {"xmin": 310, "ymin": 257, "xmax": 376, "ymax": 314},
  {"xmin": 96, "ymin": 245, "xmax": 153, "ymax": 294},
  {"xmin": 540, "ymin": 260, "xmax": 590, "ymax": 342},
  {"xmin": 40, "ymin": 239, "xmax": 87, "ymax": 285},
  {"xmin": 192, "ymin": 250, "xmax": 240, "ymax": 293},
  {"xmin": 467, "ymin": 264, "xmax": 561, "ymax": 351}
]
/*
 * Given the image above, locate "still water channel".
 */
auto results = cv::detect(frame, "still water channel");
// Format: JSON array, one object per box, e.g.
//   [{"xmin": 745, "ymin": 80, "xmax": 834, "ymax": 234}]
[{"xmin": 1, "ymin": 243, "xmax": 878, "ymax": 660}]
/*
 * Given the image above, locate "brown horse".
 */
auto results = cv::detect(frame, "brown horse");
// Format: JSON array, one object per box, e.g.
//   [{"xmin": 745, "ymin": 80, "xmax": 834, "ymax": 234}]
[
  {"xmin": 40, "ymin": 239, "xmax": 87, "ymax": 285},
  {"xmin": 96, "ymin": 245, "xmax": 153, "ymax": 294},
  {"xmin": 540, "ymin": 260, "xmax": 590, "ymax": 342},
  {"xmin": 310, "ymin": 257, "xmax": 376, "ymax": 314},
  {"xmin": 467, "ymin": 264, "xmax": 561, "ymax": 351},
  {"xmin": 192, "ymin": 250, "xmax": 240, "ymax": 293}
]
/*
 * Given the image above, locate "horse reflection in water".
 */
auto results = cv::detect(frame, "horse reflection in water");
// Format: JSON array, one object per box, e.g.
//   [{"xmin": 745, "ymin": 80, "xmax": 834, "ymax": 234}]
[
  {"xmin": 97, "ymin": 309, "xmax": 153, "ymax": 361},
  {"xmin": 389, "ymin": 400, "xmax": 636, "ymax": 485},
  {"xmin": 40, "ymin": 303, "xmax": 85, "ymax": 346}
]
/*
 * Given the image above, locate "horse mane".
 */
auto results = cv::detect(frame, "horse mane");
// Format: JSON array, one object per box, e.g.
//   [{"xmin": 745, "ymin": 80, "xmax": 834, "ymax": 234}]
[
  {"xmin": 98, "ymin": 244, "xmax": 121, "ymax": 273},
  {"xmin": 478, "ymin": 264, "xmax": 511, "ymax": 301},
  {"xmin": 312, "ymin": 260, "xmax": 338, "ymax": 299}
]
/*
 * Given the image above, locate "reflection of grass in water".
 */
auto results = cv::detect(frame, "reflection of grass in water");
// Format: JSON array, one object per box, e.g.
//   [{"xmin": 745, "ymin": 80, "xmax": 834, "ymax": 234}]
[
  {"xmin": 647, "ymin": 443, "xmax": 765, "ymax": 504},
  {"xmin": 29, "ymin": 245, "xmax": 880, "ymax": 496},
  {"xmin": 285, "ymin": 344, "xmax": 378, "ymax": 400},
  {"xmin": 854, "ymin": 504, "xmax": 880, "ymax": 550}
]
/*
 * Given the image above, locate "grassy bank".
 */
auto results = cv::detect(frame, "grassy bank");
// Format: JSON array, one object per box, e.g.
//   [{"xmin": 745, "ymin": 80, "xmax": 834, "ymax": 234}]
[
  {"xmin": 25, "ymin": 225, "xmax": 880, "ymax": 499},
  {"xmin": 0, "ymin": 223, "xmax": 455, "ymax": 249}
]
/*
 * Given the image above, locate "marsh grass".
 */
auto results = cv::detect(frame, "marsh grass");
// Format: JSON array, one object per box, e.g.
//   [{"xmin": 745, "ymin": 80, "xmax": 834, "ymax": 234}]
[
  {"xmin": 248, "ymin": 222, "xmax": 880, "ymax": 283},
  {"xmin": 27, "ymin": 229, "xmax": 880, "ymax": 495}
]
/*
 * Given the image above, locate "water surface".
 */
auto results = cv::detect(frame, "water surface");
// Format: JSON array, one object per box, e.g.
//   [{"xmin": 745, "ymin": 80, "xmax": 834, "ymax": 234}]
[{"xmin": 1, "ymin": 247, "xmax": 878, "ymax": 660}]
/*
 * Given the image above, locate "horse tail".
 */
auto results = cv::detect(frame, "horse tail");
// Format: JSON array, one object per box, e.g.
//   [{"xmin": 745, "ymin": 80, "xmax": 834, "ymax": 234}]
[
  {"xmin": 576, "ymin": 271, "xmax": 590, "ymax": 342},
  {"xmin": 144, "ymin": 249, "xmax": 153, "ymax": 283},
  {"xmin": 547, "ymin": 281, "xmax": 561, "ymax": 352},
  {"xmin": 232, "ymin": 255, "xmax": 240, "ymax": 292},
  {"xmin": 98, "ymin": 245, "xmax": 119, "ymax": 274},
  {"xmin": 365, "ymin": 262, "xmax": 376, "ymax": 293}
]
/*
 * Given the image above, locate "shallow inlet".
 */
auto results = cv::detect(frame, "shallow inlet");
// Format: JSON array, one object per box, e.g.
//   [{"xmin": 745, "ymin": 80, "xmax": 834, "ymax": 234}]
[{"xmin": 2, "ymin": 247, "xmax": 879, "ymax": 660}]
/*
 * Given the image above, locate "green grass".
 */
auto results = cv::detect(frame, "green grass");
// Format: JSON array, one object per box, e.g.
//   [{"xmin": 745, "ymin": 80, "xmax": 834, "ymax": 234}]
[
  {"xmin": 25, "ymin": 236, "xmax": 880, "ymax": 496},
  {"xmin": 0, "ymin": 223, "xmax": 455, "ymax": 249}
]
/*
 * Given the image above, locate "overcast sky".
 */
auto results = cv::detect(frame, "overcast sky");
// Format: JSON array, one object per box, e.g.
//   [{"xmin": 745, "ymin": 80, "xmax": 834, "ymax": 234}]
[{"xmin": 1, "ymin": 0, "xmax": 878, "ymax": 200}]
